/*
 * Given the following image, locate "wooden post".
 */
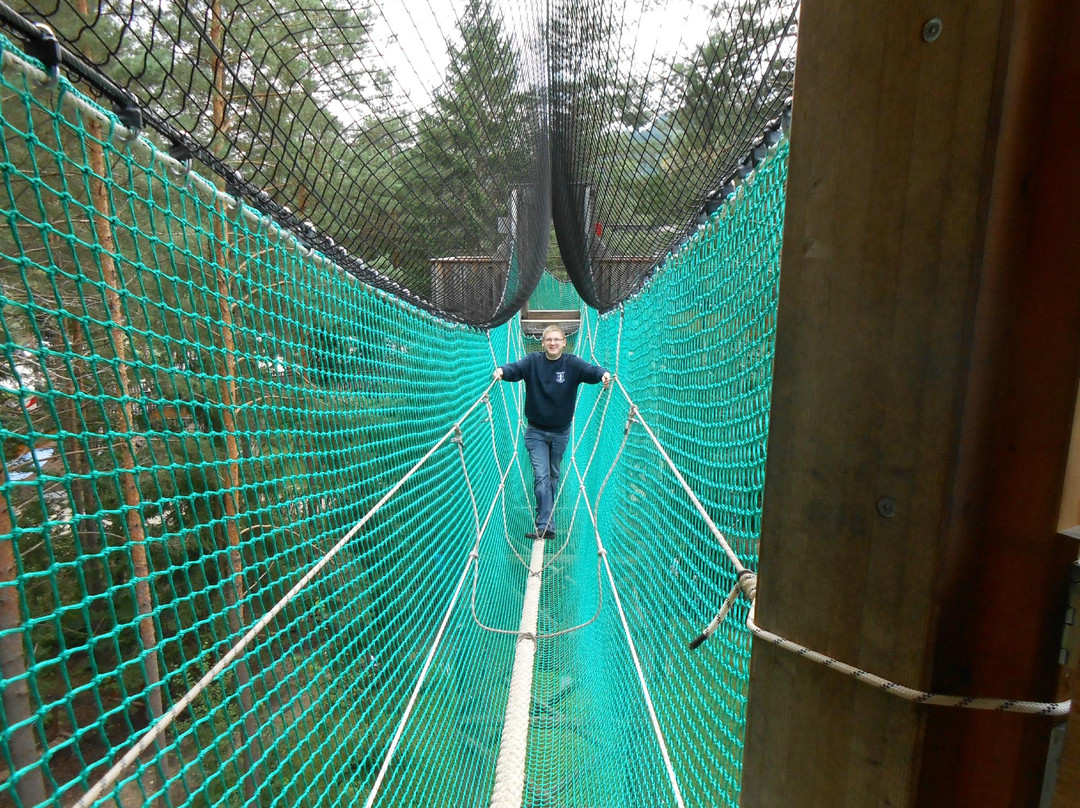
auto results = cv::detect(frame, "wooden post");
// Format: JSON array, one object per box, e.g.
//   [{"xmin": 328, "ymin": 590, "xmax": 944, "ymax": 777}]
[{"xmin": 740, "ymin": 0, "xmax": 1080, "ymax": 806}]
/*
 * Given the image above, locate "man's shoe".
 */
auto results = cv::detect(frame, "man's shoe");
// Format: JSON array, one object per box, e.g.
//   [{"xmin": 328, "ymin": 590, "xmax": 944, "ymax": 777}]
[{"xmin": 525, "ymin": 529, "xmax": 557, "ymax": 540}]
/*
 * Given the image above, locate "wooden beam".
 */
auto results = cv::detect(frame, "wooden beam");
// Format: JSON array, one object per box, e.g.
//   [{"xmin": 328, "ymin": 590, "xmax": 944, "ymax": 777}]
[
  {"xmin": 1058, "ymin": 393, "xmax": 1080, "ymax": 539},
  {"xmin": 740, "ymin": 0, "xmax": 1080, "ymax": 805}
]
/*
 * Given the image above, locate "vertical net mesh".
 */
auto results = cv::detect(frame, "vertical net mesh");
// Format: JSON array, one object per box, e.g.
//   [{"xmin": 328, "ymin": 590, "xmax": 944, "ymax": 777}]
[
  {"xmin": 526, "ymin": 273, "xmax": 580, "ymax": 313},
  {"xmin": 0, "ymin": 26, "xmax": 788, "ymax": 808},
  {"xmin": 520, "ymin": 137, "xmax": 786, "ymax": 808}
]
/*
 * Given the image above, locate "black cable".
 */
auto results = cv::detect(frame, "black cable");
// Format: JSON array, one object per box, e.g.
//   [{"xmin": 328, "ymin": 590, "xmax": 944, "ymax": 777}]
[{"xmin": 7, "ymin": 0, "xmax": 795, "ymax": 325}]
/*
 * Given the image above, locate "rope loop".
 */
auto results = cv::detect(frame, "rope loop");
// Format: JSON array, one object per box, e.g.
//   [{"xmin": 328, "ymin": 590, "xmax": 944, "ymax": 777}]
[
  {"xmin": 737, "ymin": 569, "xmax": 758, "ymax": 601},
  {"xmin": 110, "ymin": 103, "xmax": 142, "ymax": 148},
  {"xmin": 166, "ymin": 143, "xmax": 192, "ymax": 185}
]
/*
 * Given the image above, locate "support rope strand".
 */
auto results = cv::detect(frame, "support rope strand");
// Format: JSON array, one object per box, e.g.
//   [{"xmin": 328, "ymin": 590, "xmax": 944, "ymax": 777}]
[
  {"xmin": 76, "ymin": 380, "xmax": 499, "ymax": 808},
  {"xmin": 617, "ymin": 380, "xmax": 1074, "ymax": 717}
]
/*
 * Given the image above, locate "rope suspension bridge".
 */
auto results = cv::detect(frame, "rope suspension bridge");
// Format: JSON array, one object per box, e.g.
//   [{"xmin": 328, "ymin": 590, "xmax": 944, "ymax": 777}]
[{"xmin": 0, "ymin": 0, "xmax": 1071, "ymax": 806}]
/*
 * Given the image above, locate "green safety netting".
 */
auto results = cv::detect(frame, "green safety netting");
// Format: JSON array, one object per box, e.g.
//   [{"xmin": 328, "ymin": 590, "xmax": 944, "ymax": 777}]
[
  {"xmin": 526, "ymin": 274, "xmax": 580, "ymax": 313},
  {"xmin": 0, "ymin": 36, "xmax": 786, "ymax": 808}
]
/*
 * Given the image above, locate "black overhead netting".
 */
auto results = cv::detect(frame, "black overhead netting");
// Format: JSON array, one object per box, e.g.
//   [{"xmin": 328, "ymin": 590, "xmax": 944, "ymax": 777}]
[{"xmin": 7, "ymin": 0, "xmax": 797, "ymax": 324}]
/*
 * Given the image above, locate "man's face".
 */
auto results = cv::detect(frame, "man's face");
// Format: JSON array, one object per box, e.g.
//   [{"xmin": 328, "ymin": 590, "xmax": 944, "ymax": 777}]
[{"xmin": 543, "ymin": 331, "xmax": 565, "ymax": 359}]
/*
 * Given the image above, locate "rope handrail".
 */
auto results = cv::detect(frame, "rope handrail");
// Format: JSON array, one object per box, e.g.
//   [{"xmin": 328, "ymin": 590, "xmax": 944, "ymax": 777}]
[
  {"xmin": 76, "ymin": 380, "xmax": 500, "ymax": 808},
  {"xmin": 744, "ymin": 584, "xmax": 1071, "ymax": 716},
  {"xmin": 569, "ymin": 455, "xmax": 688, "ymax": 808},
  {"xmin": 613, "ymin": 377, "xmax": 749, "ymax": 576},
  {"xmin": 466, "ymin": 386, "xmax": 613, "ymax": 639},
  {"xmin": 361, "ymin": 551, "xmax": 478, "ymax": 808},
  {"xmin": 467, "ymin": 391, "xmax": 628, "ymax": 640},
  {"xmin": 540, "ymin": 379, "xmax": 614, "ymax": 572},
  {"xmin": 613, "ymin": 379, "xmax": 1071, "ymax": 717}
]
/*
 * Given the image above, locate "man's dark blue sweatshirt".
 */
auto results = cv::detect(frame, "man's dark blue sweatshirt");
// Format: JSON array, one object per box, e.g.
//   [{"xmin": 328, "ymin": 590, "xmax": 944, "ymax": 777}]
[{"xmin": 500, "ymin": 352, "xmax": 609, "ymax": 431}]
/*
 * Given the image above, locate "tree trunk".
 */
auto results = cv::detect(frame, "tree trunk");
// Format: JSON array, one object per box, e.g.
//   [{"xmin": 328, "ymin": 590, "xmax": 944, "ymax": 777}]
[
  {"xmin": 0, "ymin": 476, "xmax": 49, "ymax": 806},
  {"xmin": 83, "ymin": 117, "xmax": 164, "ymax": 725},
  {"xmin": 210, "ymin": 1, "xmax": 264, "ymax": 797},
  {"xmin": 58, "ymin": 285, "xmax": 106, "ymax": 598}
]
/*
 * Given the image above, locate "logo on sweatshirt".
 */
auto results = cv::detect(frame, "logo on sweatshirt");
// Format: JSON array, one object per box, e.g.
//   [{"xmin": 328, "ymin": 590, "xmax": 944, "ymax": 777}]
[{"xmin": 555, "ymin": 371, "xmax": 565, "ymax": 383}]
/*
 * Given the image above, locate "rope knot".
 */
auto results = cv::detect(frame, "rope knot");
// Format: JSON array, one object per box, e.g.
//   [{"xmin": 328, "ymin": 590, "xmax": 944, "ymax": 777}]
[
  {"xmin": 737, "ymin": 569, "xmax": 758, "ymax": 601},
  {"xmin": 451, "ymin": 425, "xmax": 464, "ymax": 446}
]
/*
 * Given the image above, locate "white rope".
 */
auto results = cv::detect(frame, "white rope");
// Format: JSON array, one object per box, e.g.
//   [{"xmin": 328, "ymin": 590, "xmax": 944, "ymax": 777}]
[
  {"xmin": 572, "ymin": 465, "xmax": 687, "ymax": 808},
  {"xmin": 364, "ymin": 390, "xmax": 524, "ymax": 807},
  {"xmin": 453, "ymin": 409, "xmax": 593, "ymax": 640},
  {"xmin": 744, "ymin": 587, "xmax": 1071, "ymax": 716},
  {"xmin": 614, "ymin": 379, "xmax": 747, "ymax": 577},
  {"xmin": 362, "ymin": 552, "xmax": 477, "ymax": 808},
  {"xmin": 468, "ymin": 405, "xmax": 610, "ymax": 640},
  {"xmin": 488, "ymin": 537, "xmax": 546, "ymax": 808},
  {"xmin": 489, "ymin": 332, "xmax": 534, "ymax": 519},
  {"xmin": 540, "ymin": 382, "xmax": 612, "ymax": 572},
  {"xmin": 613, "ymin": 380, "xmax": 1072, "ymax": 717},
  {"xmin": 76, "ymin": 380, "xmax": 499, "ymax": 808},
  {"xmin": 479, "ymin": 396, "xmax": 532, "ymax": 570}
]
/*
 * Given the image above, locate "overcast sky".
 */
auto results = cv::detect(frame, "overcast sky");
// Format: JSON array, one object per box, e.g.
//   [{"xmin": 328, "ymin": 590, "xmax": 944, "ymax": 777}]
[{"xmin": 366, "ymin": 0, "xmax": 716, "ymax": 111}]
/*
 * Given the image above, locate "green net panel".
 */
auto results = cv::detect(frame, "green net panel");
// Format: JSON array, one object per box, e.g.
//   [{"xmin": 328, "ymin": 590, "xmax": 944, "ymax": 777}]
[
  {"xmin": 0, "ymin": 36, "xmax": 787, "ymax": 808},
  {"xmin": 526, "ymin": 273, "xmax": 580, "ymax": 313},
  {"xmin": 522, "ymin": 136, "xmax": 787, "ymax": 807}
]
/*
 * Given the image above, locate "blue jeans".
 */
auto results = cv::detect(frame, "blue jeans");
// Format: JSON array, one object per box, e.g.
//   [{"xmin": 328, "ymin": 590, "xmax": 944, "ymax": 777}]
[{"xmin": 523, "ymin": 425, "xmax": 571, "ymax": 534}]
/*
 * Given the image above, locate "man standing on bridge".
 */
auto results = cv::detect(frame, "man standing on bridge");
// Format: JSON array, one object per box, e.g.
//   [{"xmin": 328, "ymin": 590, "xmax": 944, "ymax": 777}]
[{"xmin": 493, "ymin": 324, "xmax": 611, "ymax": 539}]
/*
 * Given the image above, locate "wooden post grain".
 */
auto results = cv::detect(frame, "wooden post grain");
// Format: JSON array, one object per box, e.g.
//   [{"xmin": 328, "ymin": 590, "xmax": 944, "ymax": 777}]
[{"xmin": 741, "ymin": 0, "xmax": 1080, "ymax": 805}]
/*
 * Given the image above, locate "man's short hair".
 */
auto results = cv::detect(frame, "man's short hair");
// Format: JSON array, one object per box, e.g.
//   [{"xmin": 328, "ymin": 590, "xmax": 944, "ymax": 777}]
[{"xmin": 541, "ymin": 324, "xmax": 565, "ymax": 340}]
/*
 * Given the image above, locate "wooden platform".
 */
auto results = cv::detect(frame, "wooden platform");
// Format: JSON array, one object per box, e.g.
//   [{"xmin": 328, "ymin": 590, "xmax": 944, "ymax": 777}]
[{"xmin": 520, "ymin": 309, "xmax": 580, "ymax": 338}]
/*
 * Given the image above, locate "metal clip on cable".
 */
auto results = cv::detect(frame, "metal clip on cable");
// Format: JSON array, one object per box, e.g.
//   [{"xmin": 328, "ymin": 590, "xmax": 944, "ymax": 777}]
[
  {"xmin": 111, "ymin": 102, "xmax": 142, "ymax": 148},
  {"xmin": 167, "ymin": 143, "xmax": 193, "ymax": 185},
  {"xmin": 224, "ymin": 180, "xmax": 242, "ymax": 216},
  {"xmin": 25, "ymin": 23, "xmax": 60, "ymax": 90}
]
